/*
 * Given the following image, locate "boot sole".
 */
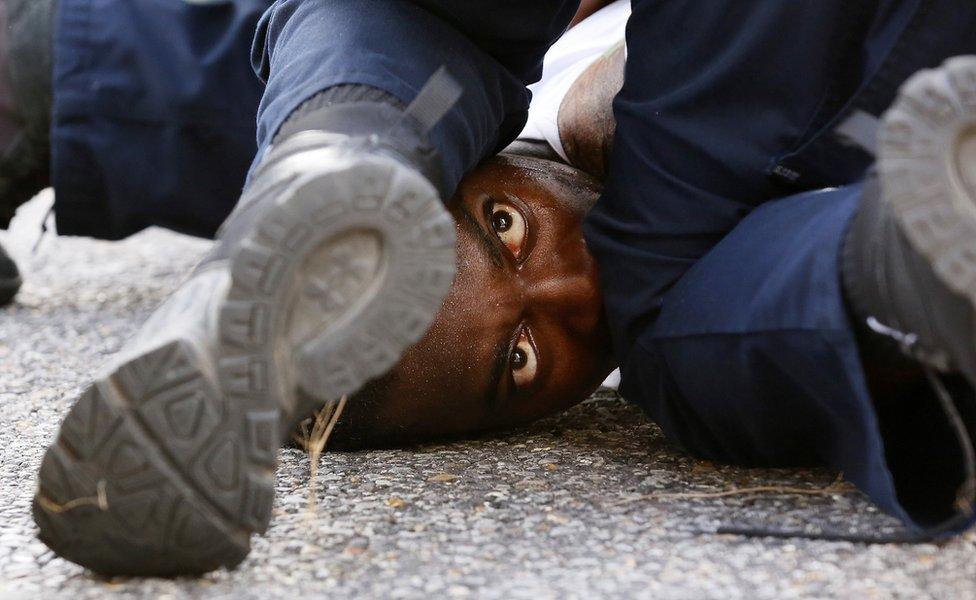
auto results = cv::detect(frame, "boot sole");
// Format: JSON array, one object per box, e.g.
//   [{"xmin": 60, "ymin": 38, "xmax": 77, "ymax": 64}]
[
  {"xmin": 32, "ymin": 147, "xmax": 456, "ymax": 575},
  {"xmin": 879, "ymin": 56, "xmax": 976, "ymax": 338}
]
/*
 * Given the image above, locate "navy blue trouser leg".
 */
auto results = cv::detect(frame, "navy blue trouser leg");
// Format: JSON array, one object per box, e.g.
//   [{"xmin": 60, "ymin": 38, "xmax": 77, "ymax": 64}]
[
  {"xmin": 621, "ymin": 184, "xmax": 975, "ymax": 533},
  {"xmin": 584, "ymin": 0, "xmax": 976, "ymax": 533},
  {"xmin": 52, "ymin": 0, "xmax": 273, "ymax": 239},
  {"xmin": 50, "ymin": 0, "xmax": 576, "ymax": 238},
  {"xmin": 249, "ymin": 0, "xmax": 578, "ymax": 195}
]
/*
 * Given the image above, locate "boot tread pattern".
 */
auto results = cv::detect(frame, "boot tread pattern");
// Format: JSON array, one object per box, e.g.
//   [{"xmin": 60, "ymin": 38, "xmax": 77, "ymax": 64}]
[
  {"xmin": 33, "ymin": 341, "xmax": 251, "ymax": 575},
  {"xmin": 880, "ymin": 56, "xmax": 976, "ymax": 302},
  {"xmin": 33, "ymin": 151, "xmax": 456, "ymax": 575}
]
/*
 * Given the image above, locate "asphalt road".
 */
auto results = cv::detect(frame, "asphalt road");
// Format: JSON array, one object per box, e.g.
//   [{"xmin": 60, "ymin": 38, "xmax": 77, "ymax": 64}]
[{"xmin": 2, "ymin": 194, "xmax": 975, "ymax": 599}]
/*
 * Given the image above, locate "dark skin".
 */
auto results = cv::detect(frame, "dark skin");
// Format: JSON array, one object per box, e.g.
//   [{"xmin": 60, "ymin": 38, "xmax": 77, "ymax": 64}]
[
  {"xmin": 569, "ymin": 0, "xmax": 618, "ymax": 28},
  {"xmin": 330, "ymin": 155, "xmax": 616, "ymax": 447},
  {"xmin": 328, "ymin": 15, "xmax": 629, "ymax": 448}
]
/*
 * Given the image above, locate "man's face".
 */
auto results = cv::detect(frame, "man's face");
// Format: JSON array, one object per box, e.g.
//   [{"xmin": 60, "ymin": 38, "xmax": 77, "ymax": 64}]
[{"xmin": 330, "ymin": 154, "xmax": 615, "ymax": 447}]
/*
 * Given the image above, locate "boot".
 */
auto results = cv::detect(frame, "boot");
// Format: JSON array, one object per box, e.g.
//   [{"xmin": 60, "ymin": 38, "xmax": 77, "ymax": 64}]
[
  {"xmin": 842, "ymin": 56, "xmax": 976, "ymax": 520},
  {"xmin": 0, "ymin": 0, "xmax": 57, "ymax": 304},
  {"xmin": 0, "ymin": 239, "xmax": 20, "ymax": 305},
  {"xmin": 32, "ymin": 79, "xmax": 460, "ymax": 575}
]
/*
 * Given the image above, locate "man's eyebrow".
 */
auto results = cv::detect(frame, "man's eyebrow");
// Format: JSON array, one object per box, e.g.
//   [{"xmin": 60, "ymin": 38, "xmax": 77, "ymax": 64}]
[
  {"xmin": 483, "ymin": 336, "xmax": 511, "ymax": 410},
  {"xmin": 456, "ymin": 202, "xmax": 509, "ymax": 408},
  {"xmin": 457, "ymin": 202, "xmax": 505, "ymax": 269}
]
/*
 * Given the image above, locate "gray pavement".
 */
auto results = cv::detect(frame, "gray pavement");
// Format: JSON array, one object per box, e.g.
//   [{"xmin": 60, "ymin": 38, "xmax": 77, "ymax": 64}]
[{"xmin": 1, "ymin": 194, "xmax": 975, "ymax": 599}]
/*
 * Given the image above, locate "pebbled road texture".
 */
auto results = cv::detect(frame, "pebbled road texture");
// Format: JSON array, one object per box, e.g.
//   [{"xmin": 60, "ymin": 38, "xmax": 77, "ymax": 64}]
[{"xmin": 2, "ymin": 194, "xmax": 975, "ymax": 599}]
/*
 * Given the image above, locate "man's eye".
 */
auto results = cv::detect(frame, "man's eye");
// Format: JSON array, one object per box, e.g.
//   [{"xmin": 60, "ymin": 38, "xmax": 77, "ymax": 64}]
[
  {"xmin": 489, "ymin": 202, "xmax": 527, "ymax": 259},
  {"xmin": 510, "ymin": 331, "xmax": 538, "ymax": 388}
]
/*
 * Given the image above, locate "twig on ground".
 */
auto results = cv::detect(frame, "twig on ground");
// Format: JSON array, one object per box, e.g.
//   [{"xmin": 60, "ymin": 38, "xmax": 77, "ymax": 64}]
[
  {"xmin": 607, "ymin": 473, "xmax": 850, "ymax": 507},
  {"xmin": 304, "ymin": 396, "xmax": 348, "ymax": 514},
  {"xmin": 36, "ymin": 480, "xmax": 108, "ymax": 513}
]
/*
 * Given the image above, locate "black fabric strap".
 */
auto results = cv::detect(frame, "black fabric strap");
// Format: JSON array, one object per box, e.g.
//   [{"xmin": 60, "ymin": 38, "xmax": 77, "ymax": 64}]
[
  {"xmin": 274, "ymin": 84, "xmax": 404, "ymax": 144},
  {"xmin": 272, "ymin": 83, "xmax": 449, "ymax": 198}
]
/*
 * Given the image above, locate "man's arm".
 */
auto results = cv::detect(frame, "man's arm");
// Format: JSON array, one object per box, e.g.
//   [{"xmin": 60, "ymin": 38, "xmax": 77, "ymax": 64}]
[
  {"xmin": 557, "ymin": 40, "xmax": 625, "ymax": 180},
  {"xmin": 569, "ymin": 0, "xmax": 617, "ymax": 28}
]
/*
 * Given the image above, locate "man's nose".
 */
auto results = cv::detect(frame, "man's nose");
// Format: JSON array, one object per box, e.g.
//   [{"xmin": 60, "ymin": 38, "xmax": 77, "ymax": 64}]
[{"xmin": 522, "ymin": 263, "xmax": 601, "ymax": 334}]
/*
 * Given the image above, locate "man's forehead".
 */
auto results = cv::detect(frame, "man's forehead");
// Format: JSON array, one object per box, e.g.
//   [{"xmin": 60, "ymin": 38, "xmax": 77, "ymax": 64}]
[{"xmin": 475, "ymin": 155, "xmax": 600, "ymax": 211}]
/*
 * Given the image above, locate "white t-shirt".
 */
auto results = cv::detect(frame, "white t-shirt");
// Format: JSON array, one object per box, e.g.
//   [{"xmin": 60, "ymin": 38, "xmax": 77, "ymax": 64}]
[{"xmin": 518, "ymin": 0, "xmax": 631, "ymax": 162}]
